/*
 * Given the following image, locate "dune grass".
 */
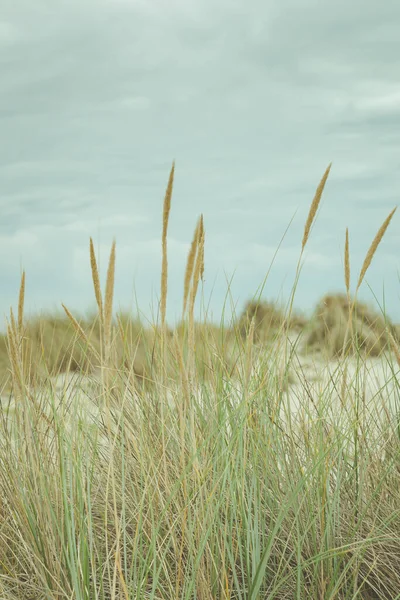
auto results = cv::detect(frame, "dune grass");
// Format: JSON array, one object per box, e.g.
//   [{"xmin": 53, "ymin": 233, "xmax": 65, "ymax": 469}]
[
  {"xmin": 303, "ymin": 293, "xmax": 400, "ymax": 359},
  {"xmin": 237, "ymin": 299, "xmax": 307, "ymax": 345},
  {"xmin": 1, "ymin": 164, "xmax": 400, "ymax": 599}
]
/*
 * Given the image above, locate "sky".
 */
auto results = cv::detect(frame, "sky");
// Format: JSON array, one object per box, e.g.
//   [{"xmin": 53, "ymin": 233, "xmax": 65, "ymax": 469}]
[{"xmin": 1, "ymin": 0, "xmax": 399, "ymax": 330}]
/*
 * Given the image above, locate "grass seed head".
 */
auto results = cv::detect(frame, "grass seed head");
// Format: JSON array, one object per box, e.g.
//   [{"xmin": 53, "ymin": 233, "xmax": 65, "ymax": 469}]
[
  {"xmin": 90, "ymin": 237, "xmax": 103, "ymax": 322},
  {"xmin": 302, "ymin": 163, "xmax": 332, "ymax": 251},
  {"xmin": 356, "ymin": 207, "xmax": 397, "ymax": 291},
  {"xmin": 104, "ymin": 239, "xmax": 116, "ymax": 356},
  {"xmin": 18, "ymin": 271, "xmax": 25, "ymax": 336},
  {"xmin": 161, "ymin": 162, "xmax": 175, "ymax": 329},
  {"xmin": 183, "ymin": 215, "xmax": 202, "ymax": 317}
]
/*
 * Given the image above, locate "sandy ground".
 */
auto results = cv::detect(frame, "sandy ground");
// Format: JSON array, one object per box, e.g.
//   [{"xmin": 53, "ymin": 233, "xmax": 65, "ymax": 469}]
[{"xmin": 1, "ymin": 340, "xmax": 399, "ymax": 452}]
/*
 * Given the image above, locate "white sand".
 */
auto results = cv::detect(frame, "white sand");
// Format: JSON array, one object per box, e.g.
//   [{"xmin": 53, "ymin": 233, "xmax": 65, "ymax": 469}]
[{"xmin": 1, "ymin": 346, "xmax": 399, "ymax": 455}]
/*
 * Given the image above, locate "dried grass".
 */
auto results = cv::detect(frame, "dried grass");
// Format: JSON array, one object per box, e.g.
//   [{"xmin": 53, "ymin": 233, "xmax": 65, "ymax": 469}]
[
  {"xmin": 199, "ymin": 215, "xmax": 205, "ymax": 282},
  {"xmin": 3, "ymin": 163, "xmax": 400, "ymax": 600},
  {"xmin": 244, "ymin": 316, "xmax": 255, "ymax": 391},
  {"xmin": 161, "ymin": 162, "xmax": 175, "ymax": 331},
  {"xmin": 6, "ymin": 320, "xmax": 23, "ymax": 395},
  {"xmin": 357, "ymin": 207, "xmax": 396, "ymax": 291},
  {"xmin": 238, "ymin": 299, "xmax": 306, "ymax": 343},
  {"xmin": 62, "ymin": 304, "xmax": 90, "ymax": 346},
  {"xmin": 189, "ymin": 216, "xmax": 204, "ymax": 316},
  {"xmin": 183, "ymin": 216, "xmax": 202, "ymax": 318},
  {"xmin": 9, "ymin": 307, "xmax": 18, "ymax": 351},
  {"xmin": 304, "ymin": 293, "xmax": 398, "ymax": 358},
  {"xmin": 301, "ymin": 163, "xmax": 332, "ymax": 251},
  {"xmin": 18, "ymin": 270, "xmax": 25, "ymax": 337},
  {"xmin": 0, "ymin": 311, "xmax": 237, "ymax": 393},
  {"xmin": 104, "ymin": 240, "xmax": 116, "ymax": 365},
  {"xmin": 90, "ymin": 237, "xmax": 103, "ymax": 321}
]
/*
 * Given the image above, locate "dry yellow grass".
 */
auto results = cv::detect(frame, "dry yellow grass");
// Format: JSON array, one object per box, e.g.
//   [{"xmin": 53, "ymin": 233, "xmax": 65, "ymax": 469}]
[
  {"xmin": 161, "ymin": 162, "xmax": 175, "ymax": 332},
  {"xmin": 104, "ymin": 239, "xmax": 116, "ymax": 366},
  {"xmin": 7, "ymin": 306, "xmax": 27, "ymax": 392},
  {"xmin": 304, "ymin": 293, "xmax": 398, "ymax": 358},
  {"xmin": 6, "ymin": 320, "xmax": 23, "ymax": 395},
  {"xmin": 90, "ymin": 237, "xmax": 103, "ymax": 321},
  {"xmin": 62, "ymin": 304, "xmax": 91, "ymax": 347},
  {"xmin": 339, "ymin": 207, "xmax": 397, "ymax": 361},
  {"xmin": 301, "ymin": 163, "xmax": 332, "ymax": 251},
  {"xmin": 238, "ymin": 299, "xmax": 306, "ymax": 344},
  {"xmin": 189, "ymin": 216, "xmax": 204, "ymax": 317},
  {"xmin": 9, "ymin": 308, "xmax": 18, "ymax": 354},
  {"xmin": 199, "ymin": 215, "xmax": 205, "ymax": 282},
  {"xmin": 188, "ymin": 218, "xmax": 205, "ymax": 374},
  {"xmin": 183, "ymin": 215, "xmax": 202, "ymax": 318},
  {"xmin": 356, "ymin": 207, "xmax": 397, "ymax": 291},
  {"xmin": 244, "ymin": 315, "xmax": 255, "ymax": 392},
  {"xmin": 18, "ymin": 270, "xmax": 25, "ymax": 337},
  {"xmin": 63, "ymin": 238, "xmax": 118, "ymax": 389},
  {"xmin": 1, "ymin": 166, "xmax": 396, "ymax": 397},
  {"xmin": 3, "ymin": 163, "xmax": 400, "ymax": 600},
  {"xmin": 173, "ymin": 321, "xmax": 235, "ymax": 382},
  {"xmin": 0, "ymin": 311, "xmax": 238, "ymax": 394},
  {"xmin": 342, "ymin": 227, "xmax": 354, "ymax": 360}
]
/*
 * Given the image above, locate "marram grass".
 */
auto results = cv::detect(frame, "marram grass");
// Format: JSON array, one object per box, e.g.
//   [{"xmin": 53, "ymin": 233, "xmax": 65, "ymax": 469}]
[{"xmin": 1, "ymin": 164, "xmax": 400, "ymax": 600}]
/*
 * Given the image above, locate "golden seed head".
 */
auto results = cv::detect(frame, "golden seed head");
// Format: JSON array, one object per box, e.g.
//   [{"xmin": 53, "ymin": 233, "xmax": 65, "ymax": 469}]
[
  {"xmin": 302, "ymin": 163, "xmax": 332, "ymax": 251},
  {"xmin": 357, "ymin": 207, "xmax": 397, "ymax": 291}
]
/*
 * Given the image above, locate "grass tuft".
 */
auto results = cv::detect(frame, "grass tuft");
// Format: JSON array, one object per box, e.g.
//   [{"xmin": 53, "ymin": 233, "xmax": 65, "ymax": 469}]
[
  {"xmin": 304, "ymin": 293, "xmax": 398, "ymax": 358},
  {"xmin": 2, "ymin": 164, "xmax": 400, "ymax": 600},
  {"xmin": 17, "ymin": 270, "xmax": 25, "ymax": 337}
]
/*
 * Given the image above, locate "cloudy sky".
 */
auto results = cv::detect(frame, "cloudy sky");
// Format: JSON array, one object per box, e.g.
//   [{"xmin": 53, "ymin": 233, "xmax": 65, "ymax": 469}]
[{"xmin": 1, "ymin": 0, "xmax": 399, "ymax": 330}]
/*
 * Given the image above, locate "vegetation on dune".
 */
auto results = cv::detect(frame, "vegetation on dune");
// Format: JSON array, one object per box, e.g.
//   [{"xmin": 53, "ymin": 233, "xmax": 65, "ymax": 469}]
[
  {"xmin": 0, "ymin": 314, "xmax": 239, "ymax": 394},
  {"xmin": 0, "ymin": 312, "xmax": 161, "ymax": 393},
  {"xmin": 2, "ymin": 291, "xmax": 399, "ymax": 393},
  {"xmin": 304, "ymin": 293, "xmax": 400, "ymax": 358},
  {"xmin": 1, "ymin": 163, "xmax": 400, "ymax": 599},
  {"xmin": 1, "ymin": 293, "xmax": 398, "ymax": 393},
  {"xmin": 237, "ymin": 299, "xmax": 307, "ymax": 343}
]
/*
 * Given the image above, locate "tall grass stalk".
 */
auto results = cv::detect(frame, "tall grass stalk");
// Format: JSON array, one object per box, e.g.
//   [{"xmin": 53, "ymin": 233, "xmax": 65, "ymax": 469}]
[
  {"xmin": 183, "ymin": 215, "xmax": 202, "ymax": 319},
  {"xmin": 2, "ymin": 166, "xmax": 400, "ymax": 599}
]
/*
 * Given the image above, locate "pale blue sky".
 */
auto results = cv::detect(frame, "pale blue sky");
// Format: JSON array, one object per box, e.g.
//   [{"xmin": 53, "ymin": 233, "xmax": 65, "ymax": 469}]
[{"xmin": 1, "ymin": 0, "xmax": 399, "ymax": 329}]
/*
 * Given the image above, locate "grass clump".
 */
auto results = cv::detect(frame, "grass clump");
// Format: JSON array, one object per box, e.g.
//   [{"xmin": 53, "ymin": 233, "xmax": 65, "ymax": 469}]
[
  {"xmin": 304, "ymin": 293, "xmax": 399, "ymax": 358},
  {"xmin": 1, "ymin": 163, "xmax": 400, "ymax": 599},
  {"xmin": 237, "ymin": 299, "xmax": 307, "ymax": 344},
  {"xmin": 0, "ymin": 312, "xmax": 162, "ymax": 393}
]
